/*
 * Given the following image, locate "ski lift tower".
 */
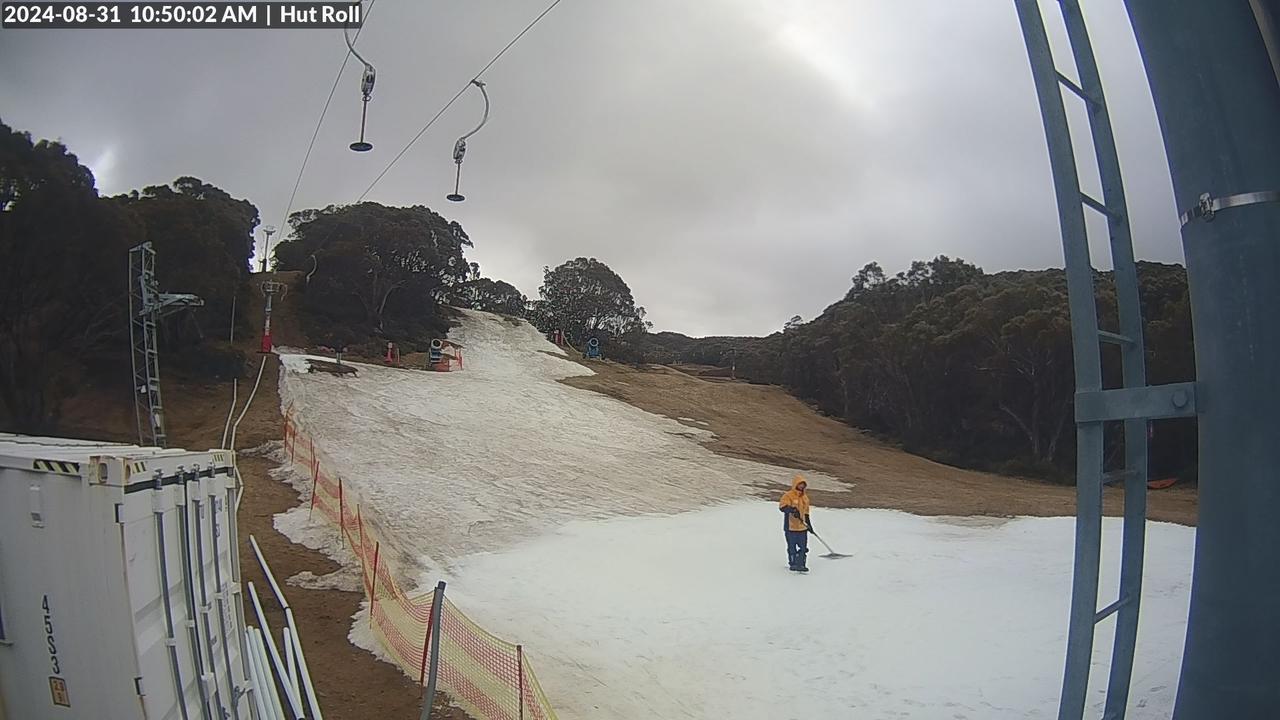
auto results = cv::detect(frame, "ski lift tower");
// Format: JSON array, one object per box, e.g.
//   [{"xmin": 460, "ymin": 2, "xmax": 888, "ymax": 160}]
[
  {"xmin": 128, "ymin": 242, "xmax": 203, "ymax": 448},
  {"xmin": 1015, "ymin": 1, "xmax": 1280, "ymax": 717},
  {"xmin": 259, "ymin": 279, "xmax": 288, "ymax": 353}
]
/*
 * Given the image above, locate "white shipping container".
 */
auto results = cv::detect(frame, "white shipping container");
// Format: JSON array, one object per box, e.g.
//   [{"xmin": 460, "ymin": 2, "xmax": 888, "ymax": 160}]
[{"xmin": 0, "ymin": 435, "xmax": 253, "ymax": 720}]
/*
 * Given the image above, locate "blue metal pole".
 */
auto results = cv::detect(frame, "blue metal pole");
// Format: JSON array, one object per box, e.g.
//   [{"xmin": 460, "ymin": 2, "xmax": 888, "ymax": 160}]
[{"xmin": 1123, "ymin": 2, "xmax": 1280, "ymax": 717}]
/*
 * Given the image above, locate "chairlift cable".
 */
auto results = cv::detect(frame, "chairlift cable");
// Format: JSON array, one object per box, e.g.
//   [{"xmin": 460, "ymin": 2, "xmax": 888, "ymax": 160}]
[
  {"xmin": 276, "ymin": 0, "xmax": 379, "ymax": 244},
  {"xmin": 356, "ymin": 0, "xmax": 565, "ymax": 202}
]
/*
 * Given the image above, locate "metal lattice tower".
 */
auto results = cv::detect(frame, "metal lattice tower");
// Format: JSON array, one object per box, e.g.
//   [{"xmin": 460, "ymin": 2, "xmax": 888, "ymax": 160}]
[
  {"xmin": 1013, "ymin": 2, "xmax": 1198, "ymax": 718},
  {"xmin": 128, "ymin": 243, "xmax": 203, "ymax": 448}
]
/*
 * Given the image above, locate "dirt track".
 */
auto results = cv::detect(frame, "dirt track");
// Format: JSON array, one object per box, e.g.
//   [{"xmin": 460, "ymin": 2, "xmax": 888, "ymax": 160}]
[{"xmin": 564, "ymin": 361, "xmax": 1198, "ymax": 526}]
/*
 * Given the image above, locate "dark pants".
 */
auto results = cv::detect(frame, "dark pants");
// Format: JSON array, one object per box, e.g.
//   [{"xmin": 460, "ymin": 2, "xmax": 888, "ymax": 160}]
[{"xmin": 786, "ymin": 530, "xmax": 809, "ymax": 568}]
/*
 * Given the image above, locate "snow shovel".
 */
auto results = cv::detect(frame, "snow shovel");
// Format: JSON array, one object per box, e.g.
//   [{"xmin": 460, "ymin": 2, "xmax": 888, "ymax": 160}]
[{"xmin": 809, "ymin": 529, "xmax": 852, "ymax": 559}]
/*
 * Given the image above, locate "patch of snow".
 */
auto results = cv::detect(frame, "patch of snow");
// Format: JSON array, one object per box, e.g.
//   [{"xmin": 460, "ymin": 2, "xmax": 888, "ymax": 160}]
[
  {"xmin": 348, "ymin": 600, "xmax": 398, "ymax": 667},
  {"xmin": 239, "ymin": 439, "xmax": 283, "ymax": 458},
  {"xmin": 287, "ymin": 568, "xmax": 362, "ymax": 593},
  {"xmin": 273, "ymin": 504, "xmax": 359, "ymax": 571},
  {"xmin": 441, "ymin": 503, "xmax": 1194, "ymax": 720},
  {"xmin": 268, "ymin": 309, "xmax": 1193, "ymax": 720}
]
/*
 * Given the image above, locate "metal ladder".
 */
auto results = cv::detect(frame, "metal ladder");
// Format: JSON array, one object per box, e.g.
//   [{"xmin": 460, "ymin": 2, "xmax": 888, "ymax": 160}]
[
  {"xmin": 129, "ymin": 243, "xmax": 168, "ymax": 447},
  {"xmin": 1013, "ymin": 1, "xmax": 1197, "ymax": 718}
]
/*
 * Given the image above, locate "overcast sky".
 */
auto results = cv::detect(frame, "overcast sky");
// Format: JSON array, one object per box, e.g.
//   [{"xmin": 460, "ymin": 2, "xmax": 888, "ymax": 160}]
[{"xmin": 0, "ymin": 0, "xmax": 1184, "ymax": 336}]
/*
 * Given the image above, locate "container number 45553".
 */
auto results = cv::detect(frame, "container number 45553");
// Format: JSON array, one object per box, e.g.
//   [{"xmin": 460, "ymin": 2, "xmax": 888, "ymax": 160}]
[{"xmin": 42, "ymin": 595, "xmax": 71, "ymax": 707}]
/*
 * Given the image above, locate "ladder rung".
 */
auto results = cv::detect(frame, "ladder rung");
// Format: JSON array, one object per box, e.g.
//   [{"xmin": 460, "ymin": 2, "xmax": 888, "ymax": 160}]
[
  {"xmin": 1094, "ymin": 595, "xmax": 1132, "ymax": 624},
  {"xmin": 1081, "ymin": 192, "xmax": 1120, "ymax": 219},
  {"xmin": 1098, "ymin": 330, "xmax": 1134, "ymax": 345},
  {"xmin": 1056, "ymin": 71, "xmax": 1098, "ymax": 107}
]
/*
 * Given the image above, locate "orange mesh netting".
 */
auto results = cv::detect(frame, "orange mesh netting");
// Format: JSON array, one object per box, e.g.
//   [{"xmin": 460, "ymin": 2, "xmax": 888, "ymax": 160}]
[{"xmin": 283, "ymin": 408, "xmax": 558, "ymax": 720}]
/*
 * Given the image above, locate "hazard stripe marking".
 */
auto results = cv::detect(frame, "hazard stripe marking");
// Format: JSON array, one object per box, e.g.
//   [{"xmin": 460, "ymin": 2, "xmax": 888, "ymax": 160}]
[{"xmin": 32, "ymin": 460, "xmax": 80, "ymax": 475}]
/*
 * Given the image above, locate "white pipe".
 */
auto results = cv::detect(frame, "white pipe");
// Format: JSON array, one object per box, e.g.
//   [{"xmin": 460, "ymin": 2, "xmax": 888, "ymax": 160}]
[
  {"xmin": 190, "ymin": 491, "xmax": 230, "ymax": 719},
  {"xmin": 286, "ymin": 608, "xmax": 324, "ymax": 720},
  {"xmin": 244, "ymin": 629, "xmax": 272, "ymax": 720},
  {"xmin": 246, "ymin": 639, "xmax": 267, "ymax": 720},
  {"xmin": 246, "ymin": 583, "xmax": 305, "ymax": 718},
  {"xmin": 230, "ymin": 356, "xmax": 268, "ymax": 453},
  {"xmin": 224, "ymin": 485, "xmax": 254, "ymax": 689},
  {"xmin": 251, "ymin": 628, "xmax": 286, "ymax": 720},
  {"xmin": 221, "ymin": 379, "xmax": 239, "ymax": 449},
  {"xmin": 248, "ymin": 535, "xmax": 290, "ymax": 611},
  {"xmin": 253, "ymin": 630, "xmax": 278, "ymax": 720},
  {"xmin": 258, "ymin": 628, "xmax": 290, "ymax": 720},
  {"xmin": 283, "ymin": 626, "xmax": 300, "ymax": 703},
  {"xmin": 220, "ymin": 291, "xmax": 239, "ymax": 449}
]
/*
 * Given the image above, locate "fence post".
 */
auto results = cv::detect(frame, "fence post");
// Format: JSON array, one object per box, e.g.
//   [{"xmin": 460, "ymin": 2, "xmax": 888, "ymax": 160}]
[
  {"xmin": 308, "ymin": 461, "xmax": 319, "ymax": 521},
  {"xmin": 418, "ymin": 606, "xmax": 433, "ymax": 687},
  {"xmin": 368, "ymin": 541, "xmax": 380, "ymax": 627},
  {"xmin": 517, "ymin": 644, "xmax": 525, "ymax": 720},
  {"xmin": 358, "ymin": 507, "xmax": 367, "ymax": 553},
  {"xmin": 338, "ymin": 476, "xmax": 345, "ymax": 547},
  {"xmin": 419, "ymin": 581, "xmax": 447, "ymax": 720}
]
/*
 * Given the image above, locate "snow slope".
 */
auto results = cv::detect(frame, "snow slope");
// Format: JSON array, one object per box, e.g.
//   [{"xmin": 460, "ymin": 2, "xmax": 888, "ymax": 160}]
[
  {"xmin": 277, "ymin": 310, "xmax": 844, "ymax": 569},
  {"xmin": 276, "ymin": 310, "xmax": 1194, "ymax": 720},
  {"xmin": 443, "ymin": 504, "xmax": 1193, "ymax": 720}
]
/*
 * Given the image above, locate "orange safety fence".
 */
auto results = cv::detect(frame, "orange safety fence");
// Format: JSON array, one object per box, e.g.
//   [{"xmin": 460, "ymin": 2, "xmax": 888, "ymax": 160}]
[{"xmin": 283, "ymin": 407, "xmax": 559, "ymax": 720}]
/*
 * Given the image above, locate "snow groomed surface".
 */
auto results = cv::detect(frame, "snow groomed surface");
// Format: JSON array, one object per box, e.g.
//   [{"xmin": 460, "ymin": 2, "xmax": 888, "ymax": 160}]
[
  {"xmin": 275, "ymin": 309, "xmax": 1193, "ymax": 720},
  {"xmin": 277, "ymin": 309, "xmax": 844, "ymax": 568},
  {"xmin": 443, "ymin": 505, "xmax": 1192, "ymax": 720}
]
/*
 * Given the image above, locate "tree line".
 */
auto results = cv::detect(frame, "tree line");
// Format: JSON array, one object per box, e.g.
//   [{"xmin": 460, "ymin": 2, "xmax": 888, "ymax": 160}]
[
  {"xmin": 638, "ymin": 256, "xmax": 1197, "ymax": 482},
  {"xmin": 1, "ymin": 120, "xmax": 259, "ymax": 432},
  {"xmin": 1, "ymin": 119, "xmax": 1196, "ymax": 484},
  {"xmin": 269, "ymin": 206, "xmax": 653, "ymax": 356}
]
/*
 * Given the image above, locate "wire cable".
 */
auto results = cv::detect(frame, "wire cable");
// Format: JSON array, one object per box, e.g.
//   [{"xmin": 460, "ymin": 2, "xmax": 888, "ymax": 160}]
[
  {"xmin": 356, "ymin": 0, "xmax": 565, "ymax": 202},
  {"xmin": 275, "ymin": 0, "xmax": 379, "ymax": 242}
]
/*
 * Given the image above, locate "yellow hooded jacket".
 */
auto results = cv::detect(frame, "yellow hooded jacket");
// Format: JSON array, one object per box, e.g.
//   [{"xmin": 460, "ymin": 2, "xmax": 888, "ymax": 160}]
[{"xmin": 778, "ymin": 474, "xmax": 811, "ymax": 533}]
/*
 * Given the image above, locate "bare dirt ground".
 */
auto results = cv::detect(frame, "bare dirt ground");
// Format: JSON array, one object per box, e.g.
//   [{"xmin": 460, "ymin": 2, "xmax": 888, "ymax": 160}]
[
  {"xmin": 564, "ymin": 361, "xmax": 1199, "ymax": 526},
  {"xmin": 58, "ymin": 273, "xmax": 465, "ymax": 720}
]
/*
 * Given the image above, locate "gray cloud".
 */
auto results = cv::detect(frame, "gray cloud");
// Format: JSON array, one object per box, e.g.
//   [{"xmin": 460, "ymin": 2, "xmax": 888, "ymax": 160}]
[{"xmin": 0, "ymin": 0, "xmax": 1183, "ymax": 337}]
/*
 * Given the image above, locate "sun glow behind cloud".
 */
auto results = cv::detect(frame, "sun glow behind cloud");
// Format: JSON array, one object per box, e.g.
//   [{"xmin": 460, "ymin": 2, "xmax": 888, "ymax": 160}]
[{"xmin": 86, "ymin": 144, "xmax": 119, "ymax": 194}]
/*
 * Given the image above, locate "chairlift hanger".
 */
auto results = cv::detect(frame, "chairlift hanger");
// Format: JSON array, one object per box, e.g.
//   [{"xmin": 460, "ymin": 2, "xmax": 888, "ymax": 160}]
[
  {"xmin": 447, "ymin": 79, "xmax": 491, "ymax": 202},
  {"xmin": 345, "ymin": 21, "xmax": 377, "ymax": 152}
]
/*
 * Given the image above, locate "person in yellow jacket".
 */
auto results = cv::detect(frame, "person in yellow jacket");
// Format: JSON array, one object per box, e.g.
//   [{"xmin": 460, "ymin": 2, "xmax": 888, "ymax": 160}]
[{"xmin": 779, "ymin": 474, "xmax": 813, "ymax": 572}]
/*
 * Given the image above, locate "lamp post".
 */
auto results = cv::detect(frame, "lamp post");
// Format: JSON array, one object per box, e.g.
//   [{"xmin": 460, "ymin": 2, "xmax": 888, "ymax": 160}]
[{"xmin": 259, "ymin": 225, "xmax": 277, "ymax": 274}]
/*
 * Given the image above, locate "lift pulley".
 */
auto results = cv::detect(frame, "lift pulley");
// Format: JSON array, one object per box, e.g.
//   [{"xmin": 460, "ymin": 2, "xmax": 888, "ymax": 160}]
[{"xmin": 447, "ymin": 79, "xmax": 491, "ymax": 202}]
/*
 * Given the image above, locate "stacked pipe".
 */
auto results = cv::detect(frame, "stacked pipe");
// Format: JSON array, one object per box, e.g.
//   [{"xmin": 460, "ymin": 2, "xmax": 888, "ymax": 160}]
[{"xmin": 243, "ymin": 535, "xmax": 324, "ymax": 719}]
